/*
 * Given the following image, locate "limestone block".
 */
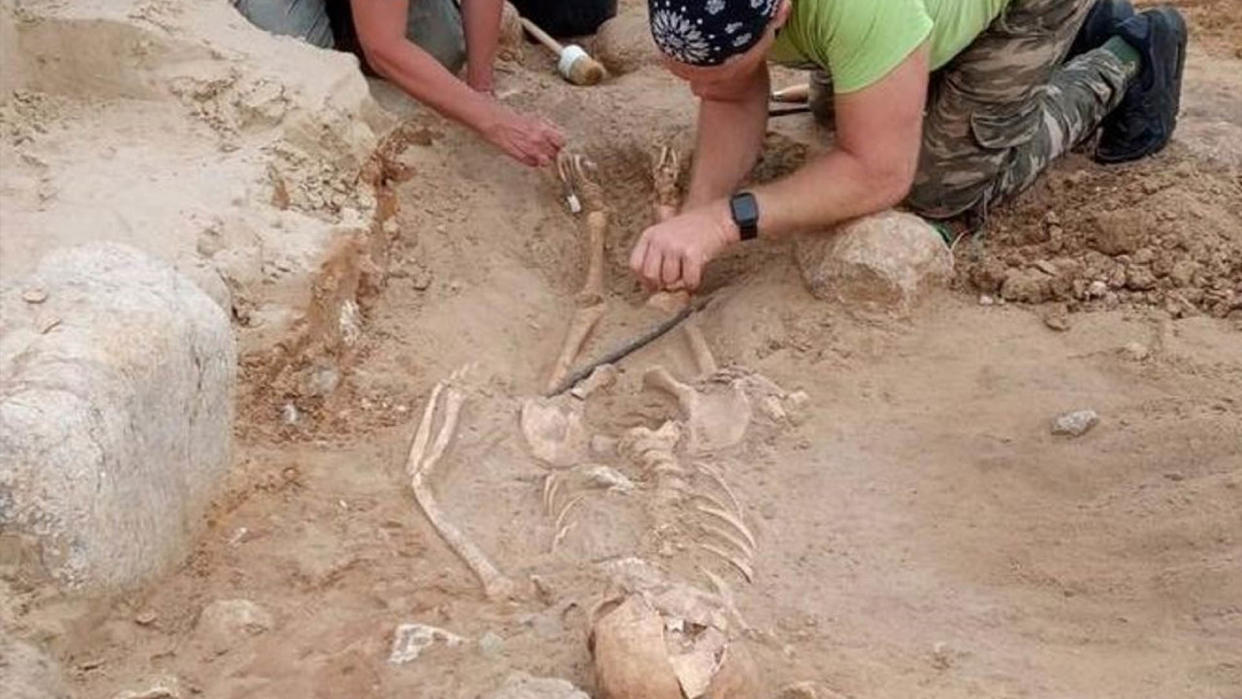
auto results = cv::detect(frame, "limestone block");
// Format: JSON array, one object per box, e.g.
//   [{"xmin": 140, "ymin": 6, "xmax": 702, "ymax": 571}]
[
  {"xmin": 0, "ymin": 242, "xmax": 236, "ymax": 592},
  {"xmin": 795, "ymin": 210, "xmax": 952, "ymax": 316}
]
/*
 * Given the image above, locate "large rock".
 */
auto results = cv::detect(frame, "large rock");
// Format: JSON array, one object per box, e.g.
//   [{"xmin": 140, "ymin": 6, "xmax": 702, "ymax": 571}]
[
  {"xmin": 795, "ymin": 210, "xmax": 952, "ymax": 316},
  {"xmin": 0, "ymin": 242, "xmax": 236, "ymax": 592},
  {"xmin": 592, "ymin": 13, "xmax": 660, "ymax": 75}
]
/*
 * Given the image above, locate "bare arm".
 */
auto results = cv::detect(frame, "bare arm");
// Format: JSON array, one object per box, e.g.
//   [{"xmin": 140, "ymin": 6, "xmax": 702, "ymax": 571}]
[
  {"xmin": 351, "ymin": 0, "xmax": 563, "ymax": 166},
  {"xmin": 630, "ymin": 44, "xmax": 930, "ymax": 290},
  {"xmin": 748, "ymin": 43, "xmax": 930, "ymax": 236},
  {"xmin": 683, "ymin": 64, "xmax": 771, "ymax": 209},
  {"xmin": 461, "ymin": 0, "xmax": 503, "ymax": 92}
]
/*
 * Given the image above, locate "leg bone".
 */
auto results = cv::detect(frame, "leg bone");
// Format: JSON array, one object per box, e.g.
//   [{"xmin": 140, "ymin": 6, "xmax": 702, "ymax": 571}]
[{"xmin": 407, "ymin": 384, "xmax": 515, "ymax": 600}]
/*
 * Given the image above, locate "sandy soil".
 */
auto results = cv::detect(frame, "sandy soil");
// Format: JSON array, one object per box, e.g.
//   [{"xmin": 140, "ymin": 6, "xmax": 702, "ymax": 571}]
[{"xmin": 4, "ymin": 1, "xmax": 1240, "ymax": 697}]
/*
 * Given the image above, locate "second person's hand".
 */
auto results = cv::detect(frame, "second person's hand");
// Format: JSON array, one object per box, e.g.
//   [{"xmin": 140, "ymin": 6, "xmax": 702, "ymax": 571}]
[{"xmin": 481, "ymin": 106, "xmax": 565, "ymax": 167}]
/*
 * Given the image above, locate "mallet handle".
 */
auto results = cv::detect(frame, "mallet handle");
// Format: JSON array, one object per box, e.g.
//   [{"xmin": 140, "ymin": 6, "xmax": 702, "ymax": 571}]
[{"xmin": 519, "ymin": 17, "xmax": 564, "ymax": 56}]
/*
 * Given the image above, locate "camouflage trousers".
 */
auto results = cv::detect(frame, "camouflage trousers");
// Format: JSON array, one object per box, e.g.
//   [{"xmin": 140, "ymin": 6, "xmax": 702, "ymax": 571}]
[{"xmin": 905, "ymin": 0, "xmax": 1137, "ymax": 220}]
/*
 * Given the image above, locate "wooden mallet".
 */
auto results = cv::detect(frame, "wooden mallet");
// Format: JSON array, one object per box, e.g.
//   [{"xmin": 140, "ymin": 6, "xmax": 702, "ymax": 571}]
[{"xmin": 519, "ymin": 16, "xmax": 606, "ymax": 86}]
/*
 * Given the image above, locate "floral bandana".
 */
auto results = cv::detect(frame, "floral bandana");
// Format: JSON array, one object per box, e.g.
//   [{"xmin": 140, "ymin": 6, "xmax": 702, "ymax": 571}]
[{"xmin": 648, "ymin": 0, "xmax": 780, "ymax": 66}]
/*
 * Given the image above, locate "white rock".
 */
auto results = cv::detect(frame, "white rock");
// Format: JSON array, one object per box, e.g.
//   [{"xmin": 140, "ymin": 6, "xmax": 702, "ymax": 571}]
[
  {"xmin": 0, "ymin": 243, "xmax": 235, "ymax": 592},
  {"xmin": 195, "ymin": 599, "xmax": 274, "ymax": 655},
  {"xmin": 1051, "ymin": 409, "xmax": 1100, "ymax": 437},
  {"xmin": 795, "ymin": 210, "xmax": 952, "ymax": 316},
  {"xmin": 388, "ymin": 623, "xmax": 465, "ymax": 665},
  {"xmin": 482, "ymin": 671, "xmax": 589, "ymax": 699}
]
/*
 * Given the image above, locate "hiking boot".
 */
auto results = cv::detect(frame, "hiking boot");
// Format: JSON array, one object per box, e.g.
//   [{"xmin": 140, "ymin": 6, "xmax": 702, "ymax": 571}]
[
  {"xmin": 1095, "ymin": 5, "xmax": 1188, "ymax": 164},
  {"xmin": 1069, "ymin": 0, "xmax": 1135, "ymax": 60}
]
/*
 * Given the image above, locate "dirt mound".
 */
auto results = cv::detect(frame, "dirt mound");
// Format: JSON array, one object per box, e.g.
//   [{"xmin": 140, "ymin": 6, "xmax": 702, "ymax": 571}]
[{"xmin": 956, "ymin": 150, "xmax": 1242, "ymax": 318}]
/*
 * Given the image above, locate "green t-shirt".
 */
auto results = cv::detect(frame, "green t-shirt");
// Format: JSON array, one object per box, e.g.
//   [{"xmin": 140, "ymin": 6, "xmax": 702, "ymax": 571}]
[{"xmin": 770, "ymin": 0, "xmax": 1011, "ymax": 93}]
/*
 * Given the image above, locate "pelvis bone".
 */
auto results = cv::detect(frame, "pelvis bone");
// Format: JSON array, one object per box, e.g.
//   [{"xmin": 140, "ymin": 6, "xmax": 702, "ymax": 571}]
[{"xmin": 644, "ymin": 367, "xmax": 752, "ymax": 454}]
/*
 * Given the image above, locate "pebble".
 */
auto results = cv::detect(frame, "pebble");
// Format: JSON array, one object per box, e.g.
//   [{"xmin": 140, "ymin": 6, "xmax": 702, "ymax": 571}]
[
  {"xmin": 1086, "ymin": 280, "xmax": 1108, "ymax": 299},
  {"xmin": 1042, "ymin": 304, "xmax": 1071, "ymax": 331},
  {"xmin": 134, "ymin": 610, "xmax": 158, "ymax": 626},
  {"xmin": 410, "ymin": 263, "xmax": 432, "ymax": 290},
  {"xmin": 978, "ymin": 294, "xmax": 995, "ymax": 306},
  {"xmin": 1051, "ymin": 409, "xmax": 1099, "ymax": 437},
  {"xmin": 1120, "ymin": 342, "xmax": 1150, "ymax": 361},
  {"xmin": 22, "ymin": 287, "xmax": 48, "ymax": 304},
  {"xmin": 388, "ymin": 623, "xmax": 465, "ymax": 664}
]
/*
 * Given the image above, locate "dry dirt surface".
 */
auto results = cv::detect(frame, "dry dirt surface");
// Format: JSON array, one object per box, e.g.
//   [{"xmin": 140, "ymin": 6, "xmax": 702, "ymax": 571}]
[{"xmin": 4, "ymin": 1, "xmax": 1240, "ymax": 698}]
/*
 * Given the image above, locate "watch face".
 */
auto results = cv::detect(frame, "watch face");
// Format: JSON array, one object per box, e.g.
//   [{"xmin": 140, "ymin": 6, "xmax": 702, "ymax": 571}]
[{"xmin": 732, "ymin": 193, "xmax": 758, "ymax": 224}]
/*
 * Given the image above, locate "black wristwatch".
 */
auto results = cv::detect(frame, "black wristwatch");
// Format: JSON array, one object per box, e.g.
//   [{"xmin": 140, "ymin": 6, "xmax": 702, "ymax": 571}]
[{"xmin": 729, "ymin": 191, "xmax": 759, "ymax": 241}]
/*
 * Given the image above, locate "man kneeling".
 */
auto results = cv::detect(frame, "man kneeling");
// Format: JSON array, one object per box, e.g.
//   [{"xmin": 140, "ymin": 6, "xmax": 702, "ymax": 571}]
[{"xmin": 628, "ymin": 0, "xmax": 1186, "ymax": 292}]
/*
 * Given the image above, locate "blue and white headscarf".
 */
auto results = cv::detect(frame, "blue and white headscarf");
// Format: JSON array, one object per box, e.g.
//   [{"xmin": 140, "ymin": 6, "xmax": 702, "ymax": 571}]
[{"xmin": 648, "ymin": 0, "xmax": 780, "ymax": 66}]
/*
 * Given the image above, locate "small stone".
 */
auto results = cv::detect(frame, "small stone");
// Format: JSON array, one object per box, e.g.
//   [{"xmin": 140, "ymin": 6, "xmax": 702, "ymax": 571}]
[
  {"xmin": 978, "ymin": 294, "xmax": 995, "ymax": 306},
  {"xmin": 1051, "ymin": 409, "xmax": 1099, "ymax": 437},
  {"xmin": 135, "ymin": 610, "xmax": 158, "ymax": 626},
  {"xmin": 1041, "ymin": 304, "xmax": 1071, "ymax": 332},
  {"xmin": 22, "ymin": 287, "xmax": 48, "ymax": 304},
  {"xmin": 1163, "ymin": 472, "xmax": 1185, "ymax": 482},
  {"xmin": 1120, "ymin": 342, "xmax": 1149, "ymax": 361},
  {"xmin": 410, "ymin": 264, "xmax": 432, "ymax": 291},
  {"xmin": 478, "ymin": 630, "xmax": 504, "ymax": 658},
  {"xmin": 388, "ymin": 623, "xmax": 465, "ymax": 665},
  {"xmin": 1086, "ymin": 280, "xmax": 1108, "ymax": 299}
]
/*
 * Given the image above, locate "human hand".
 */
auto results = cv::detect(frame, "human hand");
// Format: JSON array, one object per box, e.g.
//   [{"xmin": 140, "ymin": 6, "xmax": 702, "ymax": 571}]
[
  {"xmin": 481, "ymin": 107, "xmax": 564, "ymax": 167},
  {"xmin": 629, "ymin": 202, "xmax": 738, "ymax": 291}
]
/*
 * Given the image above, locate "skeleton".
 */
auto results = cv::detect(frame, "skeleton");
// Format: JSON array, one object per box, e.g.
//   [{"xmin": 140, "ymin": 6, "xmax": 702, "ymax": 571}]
[{"xmin": 516, "ymin": 143, "xmax": 813, "ymax": 695}]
